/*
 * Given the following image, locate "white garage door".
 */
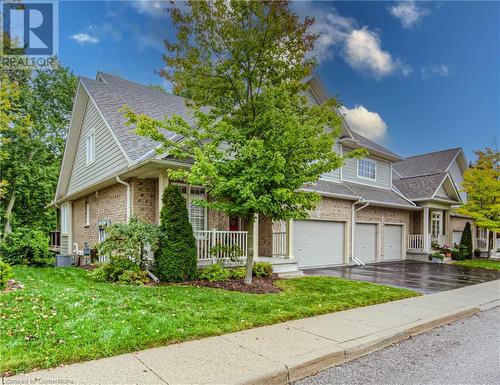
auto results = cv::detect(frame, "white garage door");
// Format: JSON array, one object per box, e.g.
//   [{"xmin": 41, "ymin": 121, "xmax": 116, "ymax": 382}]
[
  {"xmin": 355, "ymin": 223, "xmax": 377, "ymax": 263},
  {"xmin": 452, "ymin": 231, "xmax": 462, "ymax": 245},
  {"xmin": 293, "ymin": 220, "xmax": 344, "ymax": 268},
  {"xmin": 383, "ymin": 225, "xmax": 403, "ymax": 261}
]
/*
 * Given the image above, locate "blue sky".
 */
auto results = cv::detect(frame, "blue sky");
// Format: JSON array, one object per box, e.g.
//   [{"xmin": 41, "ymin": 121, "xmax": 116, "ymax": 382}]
[{"xmin": 58, "ymin": 1, "xmax": 499, "ymax": 161}]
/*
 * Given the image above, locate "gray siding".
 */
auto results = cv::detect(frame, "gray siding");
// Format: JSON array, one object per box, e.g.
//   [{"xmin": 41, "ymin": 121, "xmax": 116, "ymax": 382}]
[
  {"xmin": 321, "ymin": 143, "xmax": 341, "ymax": 181},
  {"xmin": 301, "ymin": 89, "xmax": 319, "ymax": 106},
  {"xmin": 435, "ymin": 183, "xmax": 448, "ymax": 198},
  {"xmin": 448, "ymin": 160, "xmax": 466, "ymax": 201},
  {"xmin": 67, "ymin": 100, "xmax": 128, "ymax": 195},
  {"xmin": 342, "ymin": 151, "xmax": 391, "ymax": 189},
  {"xmin": 61, "ymin": 235, "xmax": 69, "ymax": 255}
]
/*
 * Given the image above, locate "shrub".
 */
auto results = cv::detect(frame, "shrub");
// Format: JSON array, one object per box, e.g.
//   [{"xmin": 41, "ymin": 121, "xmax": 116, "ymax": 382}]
[
  {"xmin": 459, "ymin": 222, "xmax": 473, "ymax": 259},
  {"xmin": 98, "ymin": 217, "xmax": 159, "ymax": 269},
  {"xmin": 0, "ymin": 260, "xmax": 13, "ymax": 289},
  {"xmin": 199, "ymin": 263, "xmax": 229, "ymax": 282},
  {"xmin": 88, "ymin": 256, "xmax": 146, "ymax": 285},
  {"xmin": 451, "ymin": 248, "xmax": 466, "ymax": 261},
  {"xmin": 0, "ymin": 228, "xmax": 53, "ymax": 266},
  {"xmin": 210, "ymin": 243, "xmax": 244, "ymax": 263},
  {"xmin": 252, "ymin": 262, "xmax": 273, "ymax": 277},
  {"xmin": 228, "ymin": 267, "xmax": 246, "ymax": 279},
  {"xmin": 156, "ymin": 186, "xmax": 197, "ymax": 282}
]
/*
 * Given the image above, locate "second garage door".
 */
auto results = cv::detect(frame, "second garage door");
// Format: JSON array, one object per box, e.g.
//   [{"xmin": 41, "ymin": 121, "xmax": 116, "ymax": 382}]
[
  {"xmin": 383, "ymin": 225, "xmax": 403, "ymax": 261},
  {"xmin": 354, "ymin": 223, "xmax": 377, "ymax": 263},
  {"xmin": 293, "ymin": 220, "xmax": 345, "ymax": 268}
]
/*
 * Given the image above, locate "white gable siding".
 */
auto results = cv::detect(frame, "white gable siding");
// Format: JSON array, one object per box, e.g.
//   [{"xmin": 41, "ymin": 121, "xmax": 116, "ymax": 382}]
[
  {"xmin": 342, "ymin": 151, "xmax": 391, "ymax": 189},
  {"xmin": 435, "ymin": 183, "xmax": 449, "ymax": 198},
  {"xmin": 301, "ymin": 89, "xmax": 320, "ymax": 106},
  {"xmin": 67, "ymin": 100, "xmax": 128, "ymax": 195},
  {"xmin": 448, "ymin": 159, "xmax": 466, "ymax": 201}
]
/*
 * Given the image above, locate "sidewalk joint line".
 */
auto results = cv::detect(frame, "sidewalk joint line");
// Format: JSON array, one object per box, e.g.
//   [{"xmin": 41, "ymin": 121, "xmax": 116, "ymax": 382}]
[{"xmin": 133, "ymin": 354, "xmax": 169, "ymax": 385}]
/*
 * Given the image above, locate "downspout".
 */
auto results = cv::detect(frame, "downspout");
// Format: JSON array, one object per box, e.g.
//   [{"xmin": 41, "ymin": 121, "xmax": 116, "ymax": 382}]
[
  {"xmin": 351, "ymin": 200, "xmax": 370, "ymax": 266},
  {"xmin": 116, "ymin": 176, "xmax": 131, "ymax": 223}
]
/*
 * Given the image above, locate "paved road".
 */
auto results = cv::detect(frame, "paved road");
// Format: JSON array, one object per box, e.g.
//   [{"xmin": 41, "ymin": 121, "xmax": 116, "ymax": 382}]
[
  {"xmin": 305, "ymin": 261, "xmax": 500, "ymax": 294},
  {"xmin": 295, "ymin": 307, "xmax": 500, "ymax": 385}
]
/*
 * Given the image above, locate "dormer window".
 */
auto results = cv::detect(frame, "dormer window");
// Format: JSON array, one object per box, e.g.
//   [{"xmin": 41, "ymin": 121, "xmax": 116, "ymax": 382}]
[
  {"xmin": 358, "ymin": 158, "xmax": 376, "ymax": 180},
  {"xmin": 86, "ymin": 131, "xmax": 95, "ymax": 165}
]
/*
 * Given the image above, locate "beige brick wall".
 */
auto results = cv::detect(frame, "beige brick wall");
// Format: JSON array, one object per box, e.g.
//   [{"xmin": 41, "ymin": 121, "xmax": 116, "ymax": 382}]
[
  {"xmin": 258, "ymin": 216, "xmax": 273, "ymax": 257},
  {"xmin": 72, "ymin": 183, "xmax": 127, "ymax": 248},
  {"xmin": 208, "ymin": 209, "xmax": 230, "ymax": 230},
  {"xmin": 409, "ymin": 211, "xmax": 422, "ymax": 234},
  {"xmin": 130, "ymin": 178, "xmax": 158, "ymax": 225}
]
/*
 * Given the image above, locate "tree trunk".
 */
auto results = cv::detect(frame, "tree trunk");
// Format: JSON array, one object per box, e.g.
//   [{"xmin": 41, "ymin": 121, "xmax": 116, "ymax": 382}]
[
  {"xmin": 244, "ymin": 215, "xmax": 254, "ymax": 284},
  {"xmin": 3, "ymin": 189, "xmax": 16, "ymax": 238}
]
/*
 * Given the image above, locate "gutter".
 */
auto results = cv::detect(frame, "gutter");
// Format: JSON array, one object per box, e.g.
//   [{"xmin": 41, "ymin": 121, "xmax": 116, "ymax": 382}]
[
  {"xmin": 351, "ymin": 199, "xmax": 369, "ymax": 266},
  {"xmin": 116, "ymin": 176, "xmax": 131, "ymax": 223}
]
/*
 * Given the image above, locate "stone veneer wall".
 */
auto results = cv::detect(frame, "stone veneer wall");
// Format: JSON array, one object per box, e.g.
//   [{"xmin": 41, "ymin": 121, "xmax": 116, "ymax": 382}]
[
  {"xmin": 408, "ymin": 211, "xmax": 422, "ymax": 235},
  {"xmin": 450, "ymin": 216, "xmax": 475, "ymax": 233},
  {"xmin": 208, "ymin": 210, "xmax": 230, "ymax": 231},
  {"xmin": 72, "ymin": 183, "xmax": 127, "ymax": 248},
  {"xmin": 355, "ymin": 206, "xmax": 410, "ymax": 259}
]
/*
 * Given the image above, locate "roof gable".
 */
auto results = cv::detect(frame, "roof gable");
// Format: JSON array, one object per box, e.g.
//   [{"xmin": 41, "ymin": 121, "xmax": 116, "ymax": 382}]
[{"xmin": 393, "ymin": 148, "xmax": 463, "ymax": 177}]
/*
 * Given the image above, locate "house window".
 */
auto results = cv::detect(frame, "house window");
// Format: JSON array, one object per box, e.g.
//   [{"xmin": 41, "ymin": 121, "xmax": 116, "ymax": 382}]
[
  {"xmin": 431, "ymin": 212, "xmax": 442, "ymax": 237},
  {"xmin": 61, "ymin": 204, "xmax": 68, "ymax": 234},
  {"xmin": 358, "ymin": 159, "xmax": 376, "ymax": 180},
  {"xmin": 85, "ymin": 201, "xmax": 90, "ymax": 226},
  {"xmin": 172, "ymin": 183, "xmax": 207, "ymax": 232},
  {"xmin": 86, "ymin": 131, "xmax": 95, "ymax": 165}
]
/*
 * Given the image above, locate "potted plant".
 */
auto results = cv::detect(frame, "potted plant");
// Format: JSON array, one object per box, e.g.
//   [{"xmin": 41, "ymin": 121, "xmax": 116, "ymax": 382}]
[
  {"xmin": 440, "ymin": 244, "xmax": 453, "ymax": 262},
  {"xmin": 429, "ymin": 252, "xmax": 445, "ymax": 263}
]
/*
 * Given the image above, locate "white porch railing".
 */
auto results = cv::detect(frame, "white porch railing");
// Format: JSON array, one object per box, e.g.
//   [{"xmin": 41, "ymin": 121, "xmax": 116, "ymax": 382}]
[
  {"xmin": 476, "ymin": 238, "xmax": 488, "ymax": 250},
  {"xmin": 272, "ymin": 231, "xmax": 287, "ymax": 257},
  {"xmin": 408, "ymin": 234, "xmax": 424, "ymax": 250},
  {"xmin": 194, "ymin": 230, "xmax": 248, "ymax": 261}
]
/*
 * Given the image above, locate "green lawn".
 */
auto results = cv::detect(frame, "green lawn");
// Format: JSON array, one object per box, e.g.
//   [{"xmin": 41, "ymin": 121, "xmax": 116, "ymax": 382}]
[
  {"xmin": 454, "ymin": 259, "xmax": 500, "ymax": 270},
  {"xmin": 1, "ymin": 267, "xmax": 418, "ymax": 375}
]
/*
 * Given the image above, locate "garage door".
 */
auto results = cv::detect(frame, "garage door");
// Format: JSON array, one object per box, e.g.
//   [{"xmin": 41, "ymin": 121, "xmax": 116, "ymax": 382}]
[
  {"xmin": 354, "ymin": 223, "xmax": 377, "ymax": 263},
  {"xmin": 452, "ymin": 231, "xmax": 462, "ymax": 245},
  {"xmin": 383, "ymin": 225, "xmax": 403, "ymax": 261},
  {"xmin": 293, "ymin": 220, "xmax": 344, "ymax": 268}
]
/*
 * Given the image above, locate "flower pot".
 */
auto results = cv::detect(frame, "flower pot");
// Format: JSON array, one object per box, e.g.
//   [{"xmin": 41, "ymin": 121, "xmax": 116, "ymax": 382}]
[
  {"xmin": 431, "ymin": 257, "xmax": 443, "ymax": 263},
  {"xmin": 442, "ymin": 256, "xmax": 453, "ymax": 263}
]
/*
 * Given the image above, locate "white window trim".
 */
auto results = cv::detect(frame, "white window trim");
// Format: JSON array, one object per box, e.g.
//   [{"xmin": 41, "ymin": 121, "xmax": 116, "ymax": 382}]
[
  {"xmin": 357, "ymin": 158, "xmax": 377, "ymax": 181},
  {"xmin": 85, "ymin": 201, "xmax": 90, "ymax": 227},
  {"xmin": 61, "ymin": 203, "xmax": 68, "ymax": 234},
  {"xmin": 171, "ymin": 183, "xmax": 208, "ymax": 231},
  {"xmin": 86, "ymin": 130, "xmax": 95, "ymax": 165},
  {"xmin": 431, "ymin": 211, "xmax": 443, "ymax": 237}
]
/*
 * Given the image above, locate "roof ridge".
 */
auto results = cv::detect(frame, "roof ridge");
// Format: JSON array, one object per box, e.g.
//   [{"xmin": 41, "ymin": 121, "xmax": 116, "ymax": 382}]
[{"xmin": 403, "ymin": 147, "xmax": 461, "ymax": 160}]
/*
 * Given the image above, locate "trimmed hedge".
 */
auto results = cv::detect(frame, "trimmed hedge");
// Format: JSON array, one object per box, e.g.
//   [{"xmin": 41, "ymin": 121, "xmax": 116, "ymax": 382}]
[{"xmin": 156, "ymin": 185, "xmax": 197, "ymax": 282}]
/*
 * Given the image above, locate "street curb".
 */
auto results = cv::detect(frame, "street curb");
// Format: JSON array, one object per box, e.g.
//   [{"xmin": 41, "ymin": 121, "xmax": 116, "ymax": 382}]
[{"xmin": 269, "ymin": 306, "xmax": 481, "ymax": 384}]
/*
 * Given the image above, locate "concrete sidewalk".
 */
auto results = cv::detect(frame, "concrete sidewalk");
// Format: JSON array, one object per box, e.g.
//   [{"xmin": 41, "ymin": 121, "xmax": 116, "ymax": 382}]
[{"xmin": 5, "ymin": 280, "xmax": 499, "ymax": 385}]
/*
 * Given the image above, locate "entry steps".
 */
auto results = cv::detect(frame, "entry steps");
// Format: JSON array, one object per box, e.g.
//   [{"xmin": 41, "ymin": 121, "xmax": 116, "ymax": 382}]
[{"xmin": 258, "ymin": 257, "xmax": 304, "ymax": 278}]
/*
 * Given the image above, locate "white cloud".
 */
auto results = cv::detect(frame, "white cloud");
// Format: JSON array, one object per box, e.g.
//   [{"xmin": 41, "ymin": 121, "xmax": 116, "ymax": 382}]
[
  {"xmin": 305, "ymin": 8, "xmax": 411, "ymax": 79},
  {"xmin": 421, "ymin": 64, "xmax": 451, "ymax": 79},
  {"xmin": 340, "ymin": 105, "xmax": 388, "ymax": 142},
  {"xmin": 70, "ymin": 33, "xmax": 99, "ymax": 45},
  {"xmin": 389, "ymin": 1, "xmax": 429, "ymax": 29},
  {"xmin": 344, "ymin": 28, "xmax": 412, "ymax": 79},
  {"xmin": 130, "ymin": 1, "xmax": 169, "ymax": 17}
]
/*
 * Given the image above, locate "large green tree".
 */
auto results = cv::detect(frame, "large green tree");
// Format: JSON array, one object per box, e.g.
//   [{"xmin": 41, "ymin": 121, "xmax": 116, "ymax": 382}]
[
  {"xmin": 457, "ymin": 148, "xmax": 500, "ymax": 258},
  {"xmin": 123, "ymin": 0, "xmax": 363, "ymax": 283},
  {"xmin": 0, "ymin": 59, "xmax": 77, "ymax": 236}
]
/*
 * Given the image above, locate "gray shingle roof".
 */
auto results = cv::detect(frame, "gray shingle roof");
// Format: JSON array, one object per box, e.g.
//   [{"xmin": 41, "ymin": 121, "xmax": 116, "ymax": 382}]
[
  {"xmin": 393, "ymin": 148, "xmax": 461, "ymax": 178},
  {"xmin": 392, "ymin": 172, "xmax": 447, "ymax": 200},
  {"xmin": 80, "ymin": 73, "xmax": 197, "ymax": 161},
  {"xmin": 302, "ymin": 180, "xmax": 360, "ymax": 199},
  {"xmin": 348, "ymin": 130, "xmax": 401, "ymax": 160},
  {"xmin": 343, "ymin": 182, "xmax": 415, "ymax": 207}
]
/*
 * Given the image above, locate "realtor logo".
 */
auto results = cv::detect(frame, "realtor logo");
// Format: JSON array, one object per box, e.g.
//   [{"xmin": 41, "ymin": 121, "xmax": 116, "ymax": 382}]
[{"xmin": 2, "ymin": 0, "xmax": 58, "ymax": 56}]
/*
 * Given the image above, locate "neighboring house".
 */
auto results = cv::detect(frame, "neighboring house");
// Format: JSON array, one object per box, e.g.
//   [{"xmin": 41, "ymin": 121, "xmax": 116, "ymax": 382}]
[{"xmin": 49, "ymin": 72, "xmax": 487, "ymax": 272}]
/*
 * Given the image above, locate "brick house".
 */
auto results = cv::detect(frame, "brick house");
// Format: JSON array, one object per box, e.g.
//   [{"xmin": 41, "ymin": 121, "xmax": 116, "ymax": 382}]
[{"xmin": 50, "ymin": 72, "xmax": 493, "ymax": 273}]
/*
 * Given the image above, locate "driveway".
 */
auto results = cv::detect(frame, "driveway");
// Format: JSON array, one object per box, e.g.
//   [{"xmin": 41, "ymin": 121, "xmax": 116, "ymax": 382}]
[{"xmin": 304, "ymin": 260, "xmax": 500, "ymax": 294}]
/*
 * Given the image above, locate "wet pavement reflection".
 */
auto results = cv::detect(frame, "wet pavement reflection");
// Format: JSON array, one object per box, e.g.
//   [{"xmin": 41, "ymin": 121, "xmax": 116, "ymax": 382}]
[{"xmin": 304, "ymin": 260, "xmax": 500, "ymax": 294}]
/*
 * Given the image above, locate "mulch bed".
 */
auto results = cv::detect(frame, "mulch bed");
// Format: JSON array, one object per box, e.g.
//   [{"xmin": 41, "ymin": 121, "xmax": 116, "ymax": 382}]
[{"xmin": 161, "ymin": 274, "xmax": 282, "ymax": 294}]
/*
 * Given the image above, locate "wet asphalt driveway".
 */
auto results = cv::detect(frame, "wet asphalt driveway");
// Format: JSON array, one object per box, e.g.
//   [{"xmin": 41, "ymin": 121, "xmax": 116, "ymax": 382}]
[{"xmin": 304, "ymin": 260, "xmax": 500, "ymax": 294}]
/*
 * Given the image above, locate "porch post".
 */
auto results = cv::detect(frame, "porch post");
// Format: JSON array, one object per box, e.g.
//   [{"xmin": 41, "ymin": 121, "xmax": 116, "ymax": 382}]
[
  {"xmin": 252, "ymin": 213, "xmax": 259, "ymax": 261},
  {"xmin": 286, "ymin": 219, "xmax": 294, "ymax": 259},
  {"xmin": 158, "ymin": 172, "xmax": 169, "ymax": 224},
  {"xmin": 423, "ymin": 207, "xmax": 430, "ymax": 252},
  {"xmin": 445, "ymin": 210, "xmax": 451, "ymax": 244}
]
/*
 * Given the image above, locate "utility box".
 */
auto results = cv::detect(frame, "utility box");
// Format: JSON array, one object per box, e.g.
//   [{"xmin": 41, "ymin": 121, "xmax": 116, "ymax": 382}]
[{"xmin": 55, "ymin": 255, "xmax": 72, "ymax": 267}]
